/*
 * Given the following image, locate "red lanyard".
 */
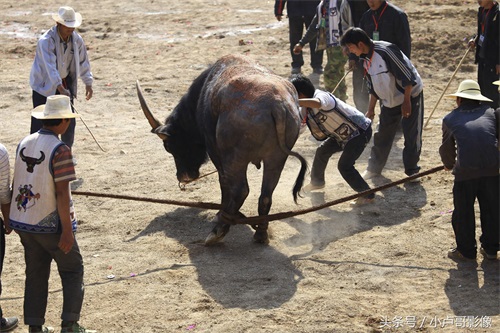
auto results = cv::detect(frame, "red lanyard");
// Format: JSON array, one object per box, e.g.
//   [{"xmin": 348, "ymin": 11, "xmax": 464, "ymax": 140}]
[
  {"xmin": 363, "ymin": 51, "xmax": 375, "ymax": 77},
  {"xmin": 481, "ymin": 6, "xmax": 492, "ymax": 34},
  {"xmin": 371, "ymin": 2, "xmax": 389, "ymax": 31}
]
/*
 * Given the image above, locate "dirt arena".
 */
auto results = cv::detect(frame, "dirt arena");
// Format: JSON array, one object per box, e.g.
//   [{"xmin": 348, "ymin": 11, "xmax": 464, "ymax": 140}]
[{"xmin": 0, "ymin": 0, "xmax": 498, "ymax": 332}]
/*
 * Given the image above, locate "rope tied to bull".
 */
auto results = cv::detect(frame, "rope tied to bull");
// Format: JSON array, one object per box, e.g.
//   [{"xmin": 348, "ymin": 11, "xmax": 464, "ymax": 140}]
[{"xmin": 73, "ymin": 166, "xmax": 444, "ymax": 224}]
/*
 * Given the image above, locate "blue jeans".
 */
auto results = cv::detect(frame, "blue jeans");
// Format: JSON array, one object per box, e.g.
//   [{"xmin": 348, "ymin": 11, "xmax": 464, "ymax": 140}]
[
  {"xmin": 18, "ymin": 231, "xmax": 84, "ymax": 325},
  {"xmin": 310, "ymin": 126, "xmax": 374, "ymax": 198}
]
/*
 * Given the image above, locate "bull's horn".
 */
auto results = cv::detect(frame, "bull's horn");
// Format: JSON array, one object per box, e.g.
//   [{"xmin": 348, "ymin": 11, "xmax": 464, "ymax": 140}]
[{"xmin": 136, "ymin": 80, "xmax": 168, "ymax": 140}]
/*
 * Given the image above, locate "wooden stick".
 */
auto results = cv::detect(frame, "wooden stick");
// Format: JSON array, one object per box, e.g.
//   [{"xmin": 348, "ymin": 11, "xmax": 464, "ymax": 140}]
[
  {"xmin": 331, "ymin": 69, "xmax": 352, "ymax": 94},
  {"xmin": 424, "ymin": 46, "xmax": 472, "ymax": 128}
]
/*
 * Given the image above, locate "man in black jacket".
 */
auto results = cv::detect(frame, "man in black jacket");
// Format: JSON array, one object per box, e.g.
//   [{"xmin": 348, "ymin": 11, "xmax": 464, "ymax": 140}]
[
  {"xmin": 468, "ymin": 0, "xmax": 499, "ymax": 108},
  {"xmin": 275, "ymin": 0, "xmax": 323, "ymax": 74},
  {"xmin": 439, "ymin": 79, "xmax": 499, "ymax": 261},
  {"xmin": 359, "ymin": 0, "xmax": 411, "ymax": 58}
]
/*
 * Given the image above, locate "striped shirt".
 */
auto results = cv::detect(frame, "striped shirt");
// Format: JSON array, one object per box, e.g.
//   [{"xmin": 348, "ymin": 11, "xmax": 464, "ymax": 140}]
[
  {"xmin": 53, "ymin": 144, "xmax": 76, "ymax": 183},
  {"xmin": 0, "ymin": 143, "xmax": 11, "ymax": 205}
]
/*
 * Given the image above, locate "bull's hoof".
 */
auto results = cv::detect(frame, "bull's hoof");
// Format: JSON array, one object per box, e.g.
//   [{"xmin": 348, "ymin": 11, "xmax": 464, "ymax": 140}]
[
  {"xmin": 253, "ymin": 229, "xmax": 269, "ymax": 244},
  {"xmin": 204, "ymin": 231, "xmax": 226, "ymax": 246},
  {"xmin": 204, "ymin": 224, "xmax": 230, "ymax": 246}
]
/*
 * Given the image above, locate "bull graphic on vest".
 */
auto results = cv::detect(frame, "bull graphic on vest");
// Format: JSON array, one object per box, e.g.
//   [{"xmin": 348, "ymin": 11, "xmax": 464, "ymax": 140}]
[
  {"xmin": 20, "ymin": 148, "xmax": 45, "ymax": 173},
  {"xmin": 15, "ymin": 184, "xmax": 40, "ymax": 212}
]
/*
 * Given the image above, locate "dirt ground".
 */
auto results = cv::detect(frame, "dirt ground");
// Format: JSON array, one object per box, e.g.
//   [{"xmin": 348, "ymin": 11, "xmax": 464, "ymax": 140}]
[{"xmin": 0, "ymin": 0, "xmax": 498, "ymax": 332}]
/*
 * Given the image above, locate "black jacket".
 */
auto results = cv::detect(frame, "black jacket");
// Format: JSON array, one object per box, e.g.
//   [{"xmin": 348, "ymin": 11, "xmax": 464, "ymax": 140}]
[
  {"xmin": 359, "ymin": 1, "xmax": 411, "ymax": 58},
  {"xmin": 475, "ymin": 3, "xmax": 499, "ymax": 66}
]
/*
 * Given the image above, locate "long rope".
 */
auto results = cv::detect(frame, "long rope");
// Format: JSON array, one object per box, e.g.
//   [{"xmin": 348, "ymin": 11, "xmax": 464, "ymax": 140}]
[{"xmin": 73, "ymin": 165, "xmax": 444, "ymax": 225}]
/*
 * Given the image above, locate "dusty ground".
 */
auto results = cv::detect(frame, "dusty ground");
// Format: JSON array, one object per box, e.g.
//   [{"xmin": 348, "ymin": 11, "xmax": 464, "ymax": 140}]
[{"xmin": 0, "ymin": 0, "xmax": 498, "ymax": 332}]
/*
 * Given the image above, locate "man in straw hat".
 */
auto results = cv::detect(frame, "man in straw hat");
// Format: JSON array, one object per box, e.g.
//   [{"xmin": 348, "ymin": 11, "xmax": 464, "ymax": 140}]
[
  {"xmin": 439, "ymin": 79, "xmax": 499, "ymax": 262},
  {"xmin": 9, "ymin": 96, "xmax": 96, "ymax": 333},
  {"xmin": 30, "ymin": 6, "xmax": 94, "ymax": 150}
]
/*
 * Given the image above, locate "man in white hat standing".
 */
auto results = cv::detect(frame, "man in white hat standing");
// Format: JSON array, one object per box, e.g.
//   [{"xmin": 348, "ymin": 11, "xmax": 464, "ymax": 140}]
[
  {"xmin": 29, "ymin": 6, "xmax": 94, "ymax": 150},
  {"xmin": 10, "ymin": 96, "xmax": 95, "ymax": 333},
  {"xmin": 440, "ymin": 79, "xmax": 499, "ymax": 262}
]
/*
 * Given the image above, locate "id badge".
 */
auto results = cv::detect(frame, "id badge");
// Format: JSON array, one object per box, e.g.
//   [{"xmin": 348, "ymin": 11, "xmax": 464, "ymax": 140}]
[
  {"xmin": 478, "ymin": 34, "xmax": 485, "ymax": 47},
  {"xmin": 373, "ymin": 31, "xmax": 380, "ymax": 41}
]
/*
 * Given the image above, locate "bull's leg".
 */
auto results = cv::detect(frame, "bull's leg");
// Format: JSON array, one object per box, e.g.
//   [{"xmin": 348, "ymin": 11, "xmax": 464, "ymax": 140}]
[
  {"xmin": 254, "ymin": 157, "xmax": 287, "ymax": 244},
  {"xmin": 205, "ymin": 168, "xmax": 250, "ymax": 245}
]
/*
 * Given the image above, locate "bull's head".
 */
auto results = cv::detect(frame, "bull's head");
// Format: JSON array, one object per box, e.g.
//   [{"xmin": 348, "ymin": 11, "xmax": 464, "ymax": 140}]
[
  {"xmin": 20, "ymin": 148, "xmax": 45, "ymax": 173},
  {"xmin": 136, "ymin": 81, "xmax": 207, "ymax": 183}
]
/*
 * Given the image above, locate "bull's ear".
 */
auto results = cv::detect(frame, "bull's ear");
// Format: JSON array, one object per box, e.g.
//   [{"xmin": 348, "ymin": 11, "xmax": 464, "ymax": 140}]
[{"xmin": 152, "ymin": 125, "xmax": 169, "ymax": 141}]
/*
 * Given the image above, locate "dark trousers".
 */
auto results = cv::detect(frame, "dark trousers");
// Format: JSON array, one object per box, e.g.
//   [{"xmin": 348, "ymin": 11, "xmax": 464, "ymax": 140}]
[
  {"xmin": 451, "ymin": 175, "xmax": 500, "ymax": 258},
  {"xmin": 310, "ymin": 126, "xmax": 374, "ymax": 199},
  {"xmin": 352, "ymin": 59, "xmax": 369, "ymax": 113},
  {"xmin": 478, "ymin": 61, "xmax": 500, "ymax": 109},
  {"xmin": 31, "ymin": 76, "xmax": 76, "ymax": 148},
  {"xmin": 0, "ymin": 221, "xmax": 4, "ymax": 318},
  {"xmin": 289, "ymin": 15, "xmax": 323, "ymax": 70},
  {"xmin": 367, "ymin": 92, "xmax": 424, "ymax": 175},
  {"xmin": 18, "ymin": 231, "xmax": 84, "ymax": 325}
]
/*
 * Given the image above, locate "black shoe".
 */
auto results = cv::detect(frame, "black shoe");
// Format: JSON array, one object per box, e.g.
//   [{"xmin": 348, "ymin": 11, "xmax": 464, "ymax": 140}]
[
  {"xmin": 447, "ymin": 248, "xmax": 476, "ymax": 262},
  {"xmin": 480, "ymin": 247, "xmax": 498, "ymax": 260},
  {"xmin": 0, "ymin": 317, "xmax": 18, "ymax": 332}
]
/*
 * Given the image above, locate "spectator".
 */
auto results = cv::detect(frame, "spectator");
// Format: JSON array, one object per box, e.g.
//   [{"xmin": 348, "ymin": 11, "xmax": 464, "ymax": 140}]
[
  {"xmin": 293, "ymin": 0, "xmax": 348, "ymax": 101},
  {"xmin": 275, "ymin": 0, "xmax": 323, "ymax": 75},
  {"xmin": 340, "ymin": 0, "xmax": 370, "ymax": 112},
  {"xmin": 0, "ymin": 143, "xmax": 19, "ymax": 332},
  {"xmin": 359, "ymin": 0, "xmax": 411, "ymax": 58},
  {"xmin": 30, "ymin": 6, "xmax": 94, "ymax": 149},
  {"xmin": 9, "ymin": 96, "xmax": 96, "ymax": 333},
  {"xmin": 468, "ymin": 0, "xmax": 499, "ymax": 108},
  {"xmin": 439, "ymin": 79, "xmax": 499, "ymax": 261},
  {"xmin": 340, "ymin": 28, "xmax": 424, "ymax": 180}
]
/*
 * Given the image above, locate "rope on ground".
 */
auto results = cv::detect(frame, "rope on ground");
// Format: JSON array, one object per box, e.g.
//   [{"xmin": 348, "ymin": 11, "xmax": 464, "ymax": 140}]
[
  {"xmin": 235, "ymin": 166, "xmax": 444, "ymax": 225},
  {"xmin": 72, "ymin": 191, "xmax": 221, "ymax": 210},
  {"xmin": 73, "ymin": 165, "xmax": 444, "ymax": 224}
]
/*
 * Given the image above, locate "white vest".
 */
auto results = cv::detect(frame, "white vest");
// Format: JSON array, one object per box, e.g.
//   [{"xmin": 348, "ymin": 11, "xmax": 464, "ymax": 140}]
[{"xmin": 10, "ymin": 132, "xmax": 76, "ymax": 233}]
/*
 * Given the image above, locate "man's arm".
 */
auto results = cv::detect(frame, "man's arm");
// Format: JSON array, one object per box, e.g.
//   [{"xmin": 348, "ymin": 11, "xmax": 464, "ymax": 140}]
[{"xmin": 55, "ymin": 180, "xmax": 74, "ymax": 254}]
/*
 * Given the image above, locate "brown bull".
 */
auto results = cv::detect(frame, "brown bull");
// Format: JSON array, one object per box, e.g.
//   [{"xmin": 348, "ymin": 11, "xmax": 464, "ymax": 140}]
[{"xmin": 137, "ymin": 54, "xmax": 307, "ymax": 245}]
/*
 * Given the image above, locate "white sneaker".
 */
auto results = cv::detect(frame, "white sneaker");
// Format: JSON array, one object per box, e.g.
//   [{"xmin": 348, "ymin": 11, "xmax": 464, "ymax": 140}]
[{"xmin": 361, "ymin": 170, "xmax": 378, "ymax": 180}]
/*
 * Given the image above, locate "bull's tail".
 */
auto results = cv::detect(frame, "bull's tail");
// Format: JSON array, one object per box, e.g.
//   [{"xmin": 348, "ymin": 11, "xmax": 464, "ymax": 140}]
[
  {"xmin": 289, "ymin": 150, "xmax": 307, "ymax": 203},
  {"xmin": 272, "ymin": 106, "xmax": 308, "ymax": 204}
]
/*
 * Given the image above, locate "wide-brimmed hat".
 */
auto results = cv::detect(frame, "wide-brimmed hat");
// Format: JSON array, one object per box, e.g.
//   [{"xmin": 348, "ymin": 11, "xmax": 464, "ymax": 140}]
[
  {"xmin": 445, "ymin": 79, "xmax": 493, "ymax": 102},
  {"xmin": 32, "ymin": 95, "xmax": 80, "ymax": 119},
  {"xmin": 52, "ymin": 6, "xmax": 82, "ymax": 28}
]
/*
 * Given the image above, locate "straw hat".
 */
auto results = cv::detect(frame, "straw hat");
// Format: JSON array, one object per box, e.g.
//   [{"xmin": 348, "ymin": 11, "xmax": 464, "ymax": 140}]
[
  {"xmin": 52, "ymin": 6, "xmax": 82, "ymax": 28},
  {"xmin": 32, "ymin": 95, "xmax": 80, "ymax": 119},
  {"xmin": 445, "ymin": 79, "xmax": 493, "ymax": 102}
]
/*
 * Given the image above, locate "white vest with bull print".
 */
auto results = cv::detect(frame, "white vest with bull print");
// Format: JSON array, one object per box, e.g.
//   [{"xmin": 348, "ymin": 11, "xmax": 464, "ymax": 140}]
[{"xmin": 10, "ymin": 132, "xmax": 75, "ymax": 233}]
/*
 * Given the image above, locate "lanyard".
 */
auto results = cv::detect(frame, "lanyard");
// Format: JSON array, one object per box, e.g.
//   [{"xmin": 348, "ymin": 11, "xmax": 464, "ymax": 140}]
[
  {"xmin": 363, "ymin": 50, "xmax": 375, "ymax": 77},
  {"xmin": 371, "ymin": 2, "xmax": 389, "ymax": 31},
  {"xmin": 481, "ymin": 6, "xmax": 492, "ymax": 34}
]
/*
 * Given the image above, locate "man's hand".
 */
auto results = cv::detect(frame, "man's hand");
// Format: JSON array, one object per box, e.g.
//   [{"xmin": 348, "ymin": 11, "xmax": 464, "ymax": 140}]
[
  {"xmin": 58, "ymin": 229, "xmax": 75, "ymax": 254},
  {"xmin": 85, "ymin": 85, "xmax": 93, "ymax": 100},
  {"xmin": 293, "ymin": 43, "xmax": 303, "ymax": 55}
]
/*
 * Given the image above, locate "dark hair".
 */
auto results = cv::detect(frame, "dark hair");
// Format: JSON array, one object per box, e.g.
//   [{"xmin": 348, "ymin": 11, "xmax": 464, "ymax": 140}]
[
  {"xmin": 289, "ymin": 74, "xmax": 315, "ymax": 98},
  {"xmin": 340, "ymin": 27, "xmax": 372, "ymax": 47},
  {"xmin": 41, "ymin": 118, "xmax": 64, "ymax": 127}
]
